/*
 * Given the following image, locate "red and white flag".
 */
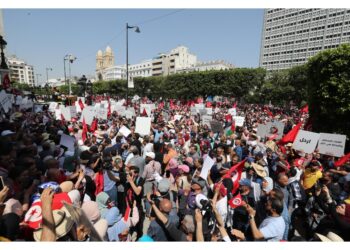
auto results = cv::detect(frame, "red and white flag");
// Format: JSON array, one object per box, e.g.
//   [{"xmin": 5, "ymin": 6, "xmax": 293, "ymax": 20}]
[{"xmin": 228, "ymin": 193, "xmax": 243, "ymax": 209}]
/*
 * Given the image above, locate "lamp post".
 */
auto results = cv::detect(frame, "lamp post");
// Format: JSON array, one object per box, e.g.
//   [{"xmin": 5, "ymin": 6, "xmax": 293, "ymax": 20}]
[
  {"xmin": 36, "ymin": 73, "xmax": 42, "ymax": 87},
  {"xmin": 126, "ymin": 23, "xmax": 140, "ymax": 106},
  {"xmin": 46, "ymin": 67, "xmax": 52, "ymax": 86},
  {"xmin": 64, "ymin": 54, "xmax": 77, "ymax": 95}
]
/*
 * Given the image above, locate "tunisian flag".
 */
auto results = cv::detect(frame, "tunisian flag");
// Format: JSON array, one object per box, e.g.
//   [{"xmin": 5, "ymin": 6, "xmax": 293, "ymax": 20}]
[
  {"xmin": 78, "ymin": 99, "xmax": 85, "ymax": 110},
  {"xmin": 277, "ymin": 122, "xmax": 302, "ymax": 145},
  {"xmin": 228, "ymin": 193, "xmax": 244, "ymax": 209},
  {"xmin": 334, "ymin": 152, "xmax": 350, "ymax": 167},
  {"xmin": 82, "ymin": 117, "xmax": 88, "ymax": 142},
  {"xmin": 300, "ymin": 104, "xmax": 309, "ymax": 114},
  {"xmin": 90, "ymin": 118, "xmax": 98, "ymax": 132},
  {"xmin": 224, "ymin": 159, "xmax": 246, "ymax": 194}
]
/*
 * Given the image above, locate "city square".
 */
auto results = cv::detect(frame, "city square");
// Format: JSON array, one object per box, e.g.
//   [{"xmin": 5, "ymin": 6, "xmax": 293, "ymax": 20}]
[{"xmin": 0, "ymin": 8, "xmax": 350, "ymax": 243}]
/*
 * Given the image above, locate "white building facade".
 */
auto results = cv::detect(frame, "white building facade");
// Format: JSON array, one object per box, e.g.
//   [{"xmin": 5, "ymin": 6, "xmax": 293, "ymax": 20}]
[
  {"xmin": 178, "ymin": 60, "xmax": 234, "ymax": 73},
  {"xmin": 260, "ymin": 9, "xmax": 350, "ymax": 71},
  {"xmin": 8, "ymin": 56, "xmax": 35, "ymax": 85}
]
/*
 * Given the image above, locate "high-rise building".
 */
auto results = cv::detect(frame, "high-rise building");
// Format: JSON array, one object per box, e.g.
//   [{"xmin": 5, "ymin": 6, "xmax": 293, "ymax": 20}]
[
  {"xmin": 260, "ymin": 9, "xmax": 350, "ymax": 71},
  {"xmin": 8, "ymin": 56, "xmax": 35, "ymax": 85},
  {"xmin": 0, "ymin": 9, "xmax": 4, "ymax": 37}
]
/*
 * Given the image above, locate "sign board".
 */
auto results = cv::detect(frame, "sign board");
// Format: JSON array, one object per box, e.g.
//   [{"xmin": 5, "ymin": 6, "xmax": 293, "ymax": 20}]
[
  {"xmin": 317, "ymin": 133, "xmax": 346, "ymax": 157},
  {"xmin": 113, "ymin": 105, "xmax": 126, "ymax": 116},
  {"xmin": 205, "ymin": 108, "xmax": 213, "ymax": 115},
  {"xmin": 69, "ymin": 106, "xmax": 77, "ymax": 118},
  {"xmin": 135, "ymin": 117, "xmax": 152, "ymax": 136},
  {"xmin": 15, "ymin": 95, "xmax": 23, "ymax": 105},
  {"xmin": 59, "ymin": 134, "xmax": 76, "ymax": 152},
  {"xmin": 202, "ymin": 115, "xmax": 212, "ymax": 127},
  {"xmin": 232, "ymin": 116, "xmax": 245, "ymax": 127},
  {"xmin": 125, "ymin": 110, "xmax": 133, "ymax": 119},
  {"xmin": 292, "ymin": 130, "xmax": 320, "ymax": 154},
  {"xmin": 257, "ymin": 124, "xmax": 268, "ymax": 138},
  {"xmin": 198, "ymin": 109, "xmax": 207, "ymax": 116},
  {"xmin": 60, "ymin": 106, "xmax": 71, "ymax": 121},
  {"xmin": 119, "ymin": 126, "xmax": 132, "ymax": 138},
  {"xmin": 190, "ymin": 107, "xmax": 198, "ymax": 116},
  {"xmin": 49, "ymin": 102, "xmax": 58, "ymax": 112},
  {"xmin": 200, "ymin": 156, "xmax": 215, "ymax": 180},
  {"xmin": 80, "ymin": 106, "xmax": 95, "ymax": 125},
  {"xmin": 195, "ymin": 104, "xmax": 205, "ymax": 109},
  {"xmin": 33, "ymin": 104, "xmax": 44, "ymax": 113},
  {"xmin": 228, "ymin": 108, "xmax": 237, "ymax": 117},
  {"xmin": 96, "ymin": 108, "xmax": 108, "ymax": 120},
  {"xmin": 265, "ymin": 121, "xmax": 285, "ymax": 140},
  {"xmin": 210, "ymin": 121, "xmax": 222, "ymax": 133},
  {"xmin": 140, "ymin": 104, "xmax": 152, "ymax": 117},
  {"xmin": 174, "ymin": 115, "xmax": 182, "ymax": 121},
  {"xmin": 0, "ymin": 90, "xmax": 12, "ymax": 113}
]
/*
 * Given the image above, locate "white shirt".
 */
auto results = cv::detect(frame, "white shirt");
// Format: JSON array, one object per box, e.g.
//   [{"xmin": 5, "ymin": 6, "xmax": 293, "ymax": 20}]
[
  {"xmin": 216, "ymin": 196, "xmax": 228, "ymax": 224},
  {"xmin": 125, "ymin": 152, "xmax": 134, "ymax": 165},
  {"xmin": 142, "ymin": 143, "xmax": 154, "ymax": 159},
  {"xmin": 259, "ymin": 216, "xmax": 285, "ymax": 241}
]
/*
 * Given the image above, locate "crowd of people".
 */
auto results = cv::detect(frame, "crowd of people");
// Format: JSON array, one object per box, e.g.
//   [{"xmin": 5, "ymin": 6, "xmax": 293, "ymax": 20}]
[{"xmin": 0, "ymin": 94, "xmax": 349, "ymax": 242}]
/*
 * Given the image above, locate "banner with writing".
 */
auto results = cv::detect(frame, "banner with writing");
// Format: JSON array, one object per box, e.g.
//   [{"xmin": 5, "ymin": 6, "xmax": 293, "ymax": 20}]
[
  {"xmin": 292, "ymin": 130, "xmax": 320, "ymax": 154},
  {"xmin": 317, "ymin": 133, "xmax": 346, "ymax": 157}
]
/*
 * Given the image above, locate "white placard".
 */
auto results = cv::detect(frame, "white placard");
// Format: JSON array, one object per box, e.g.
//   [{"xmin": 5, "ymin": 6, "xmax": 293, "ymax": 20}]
[
  {"xmin": 125, "ymin": 111, "xmax": 133, "ymax": 119},
  {"xmin": 59, "ymin": 134, "xmax": 76, "ymax": 152},
  {"xmin": 317, "ymin": 133, "xmax": 346, "ymax": 157},
  {"xmin": 69, "ymin": 106, "xmax": 77, "ymax": 118},
  {"xmin": 198, "ymin": 109, "xmax": 207, "ymax": 116},
  {"xmin": 20, "ymin": 97, "xmax": 33, "ymax": 110},
  {"xmin": 49, "ymin": 102, "xmax": 58, "ymax": 112},
  {"xmin": 15, "ymin": 95, "xmax": 23, "ymax": 105},
  {"xmin": 190, "ymin": 107, "xmax": 198, "ymax": 115},
  {"xmin": 0, "ymin": 90, "xmax": 12, "ymax": 113},
  {"xmin": 205, "ymin": 108, "xmax": 213, "ymax": 115},
  {"xmin": 75, "ymin": 101, "xmax": 82, "ymax": 113},
  {"xmin": 292, "ymin": 130, "xmax": 320, "ymax": 154},
  {"xmin": 202, "ymin": 115, "xmax": 212, "ymax": 127},
  {"xmin": 200, "ymin": 156, "xmax": 215, "ymax": 180},
  {"xmin": 257, "ymin": 124, "xmax": 268, "ymax": 138},
  {"xmin": 229, "ymin": 108, "xmax": 237, "ymax": 117},
  {"xmin": 34, "ymin": 104, "xmax": 43, "ymax": 113},
  {"xmin": 195, "ymin": 104, "xmax": 204, "ymax": 109},
  {"xmin": 113, "ymin": 105, "xmax": 126, "ymax": 116},
  {"xmin": 60, "ymin": 106, "xmax": 71, "ymax": 121},
  {"xmin": 81, "ymin": 106, "xmax": 96, "ymax": 125},
  {"xmin": 232, "ymin": 116, "xmax": 245, "ymax": 127},
  {"xmin": 135, "ymin": 117, "xmax": 152, "ymax": 136},
  {"xmin": 265, "ymin": 121, "xmax": 285, "ymax": 140},
  {"xmin": 174, "ymin": 115, "xmax": 182, "ymax": 121},
  {"xmin": 119, "ymin": 126, "xmax": 131, "ymax": 138},
  {"xmin": 96, "ymin": 108, "xmax": 108, "ymax": 120}
]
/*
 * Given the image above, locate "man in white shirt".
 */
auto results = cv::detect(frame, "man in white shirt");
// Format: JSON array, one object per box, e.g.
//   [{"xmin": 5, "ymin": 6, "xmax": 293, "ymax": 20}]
[
  {"xmin": 232, "ymin": 197, "xmax": 285, "ymax": 241},
  {"xmin": 142, "ymin": 136, "xmax": 154, "ymax": 159}
]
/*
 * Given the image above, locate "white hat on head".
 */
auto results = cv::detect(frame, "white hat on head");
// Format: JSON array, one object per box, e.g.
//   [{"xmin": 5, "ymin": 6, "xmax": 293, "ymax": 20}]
[
  {"xmin": 1, "ymin": 130, "xmax": 15, "ymax": 136},
  {"xmin": 145, "ymin": 152, "xmax": 155, "ymax": 159}
]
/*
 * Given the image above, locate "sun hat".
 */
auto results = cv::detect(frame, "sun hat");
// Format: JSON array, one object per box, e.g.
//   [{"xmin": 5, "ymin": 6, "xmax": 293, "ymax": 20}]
[
  {"xmin": 251, "ymin": 163, "xmax": 267, "ymax": 178},
  {"xmin": 33, "ymin": 206, "xmax": 75, "ymax": 241},
  {"xmin": 195, "ymin": 194, "xmax": 208, "ymax": 209},
  {"xmin": 59, "ymin": 181, "xmax": 74, "ymax": 193}
]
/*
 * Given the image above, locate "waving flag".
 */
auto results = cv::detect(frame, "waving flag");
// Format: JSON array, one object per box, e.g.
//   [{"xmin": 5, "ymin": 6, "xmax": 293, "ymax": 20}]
[
  {"xmin": 78, "ymin": 98, "xmax": 85, "ymax": 110},
  {"xmin": 334, "ymin": 152, "xmax": 350, "ymax": 167},
  {"xmin": 277, "ymin": 122, "xmax": 302, "ymax": 145},
  {"xmin": 224, "ymin": 159, "xmax": 246, "ymax": 194},
  {"xmin": 82, "ymin": 117, "xmax": 88, "ymax": 142},
  {"xmin": 228, "ymin": 193, "xmax": 243, "ymax": 209},
  {"xmin": 300, "ymin": 104, "xmax": 309, "ymax": 114}
]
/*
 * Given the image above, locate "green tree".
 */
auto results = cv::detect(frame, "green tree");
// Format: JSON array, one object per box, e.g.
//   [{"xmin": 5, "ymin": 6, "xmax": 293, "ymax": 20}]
[{"xmin": 307, "ymin": 44, "xmax": 350, "ymax": 142}]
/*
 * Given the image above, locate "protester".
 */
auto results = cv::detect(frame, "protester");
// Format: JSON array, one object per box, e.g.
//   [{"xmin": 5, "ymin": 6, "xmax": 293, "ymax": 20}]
[{"xmin": 0, "ymin": 94, "xmax": 349, "ymax": 242}]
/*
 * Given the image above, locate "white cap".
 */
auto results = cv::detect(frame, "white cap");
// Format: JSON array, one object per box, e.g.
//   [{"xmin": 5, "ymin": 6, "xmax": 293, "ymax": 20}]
[
  {"xmin": 145, "ymin": 152, "xmax": 155, "ymax": 159},
  {"xmin": 195, "ymin": 194, "xmax": 208, "ymax": 209},
  {"xmin": 57, "ymin": 130, "xmax": 64, "ymax": 136},
  {"xmin": 1, "ymin": 130, "xmax": 15, "ymax": 136}
]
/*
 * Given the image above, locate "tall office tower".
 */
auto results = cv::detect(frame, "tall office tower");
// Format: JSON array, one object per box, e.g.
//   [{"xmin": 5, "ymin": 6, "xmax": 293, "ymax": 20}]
[{"xmin": 260, "ymin": 9, "xmax": 350, "ymax": 71}]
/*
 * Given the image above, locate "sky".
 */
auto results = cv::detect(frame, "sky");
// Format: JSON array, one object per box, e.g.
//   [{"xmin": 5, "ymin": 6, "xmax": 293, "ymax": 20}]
[{"xmin": 3, "ymin": 9, "xmax": 264, "ymax": 81}]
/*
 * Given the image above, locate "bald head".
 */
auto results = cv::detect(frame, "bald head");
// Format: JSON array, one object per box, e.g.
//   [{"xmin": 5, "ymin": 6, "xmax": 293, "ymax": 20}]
[{"xmin": 159, "ymin": 199, "xmax": 172, "ymax": 214}]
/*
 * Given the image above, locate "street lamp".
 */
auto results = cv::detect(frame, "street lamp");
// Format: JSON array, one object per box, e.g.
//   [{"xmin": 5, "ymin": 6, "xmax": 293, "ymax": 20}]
[
  {"xmin": 46, "ymin": 67, "xmax": 52, "ymax": 86},
  {"xmin": 36, "ymin": 73, "xmax": 42, "ymax": 87},
  {"xmin": 0, "ymin": 36, "xmax": 8, "ymax": 70},
  {"xmin": 126, "ymin": 23, "xmax": 140, "ymax": 105},
  {"xmin": 64, "ymin": 54, "xmax": 77, "ymax": 95}
]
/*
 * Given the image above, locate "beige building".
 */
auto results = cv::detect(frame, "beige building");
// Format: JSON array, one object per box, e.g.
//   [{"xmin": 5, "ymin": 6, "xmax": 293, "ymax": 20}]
[
  {"xmin": 8, "ymin": 56, "xmax": 35, "ymax": 85},
  {"xmin": 152, "ymin": 46, "xmax": 197, "ymax": 76},
  {"xmin": 96, "ymin": 46, "xmax": 115, "ymax": 79}
]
